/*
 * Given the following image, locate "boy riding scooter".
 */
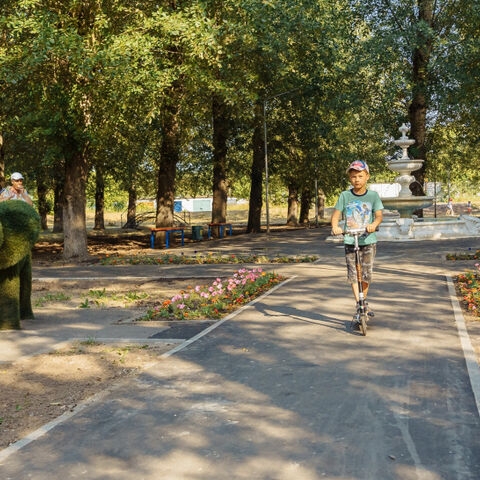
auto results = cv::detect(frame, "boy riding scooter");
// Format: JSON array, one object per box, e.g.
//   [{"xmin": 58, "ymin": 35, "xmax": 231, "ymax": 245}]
[{"xmin": 331, "ymin": 160, "xmax": 383, "ymax": 320}]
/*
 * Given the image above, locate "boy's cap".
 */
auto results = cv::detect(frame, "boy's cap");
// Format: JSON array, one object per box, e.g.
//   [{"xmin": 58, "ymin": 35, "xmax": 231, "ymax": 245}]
[
  {"xmin": 11, "ymin": 172, "xmax": 24, "ymax": 180},
  {"xmin": 346, "ymin": 160, "xmax": 369, "ymax": 174}
]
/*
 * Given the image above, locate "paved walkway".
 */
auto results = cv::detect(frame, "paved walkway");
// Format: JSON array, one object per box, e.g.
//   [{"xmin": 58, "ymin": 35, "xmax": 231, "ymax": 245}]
[{"xmin": 1, "ymin": 228, "xmax": 480, "ymax": 479}]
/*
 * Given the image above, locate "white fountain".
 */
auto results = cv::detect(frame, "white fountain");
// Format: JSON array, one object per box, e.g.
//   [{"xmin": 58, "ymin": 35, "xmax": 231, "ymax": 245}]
[
  {"xmin": 377, "ymin": 124, "xmax": 480, "ymax": 241},
  {"xmin": 381, "ymin": 124, "xmax": 433, "ymax": 220}
]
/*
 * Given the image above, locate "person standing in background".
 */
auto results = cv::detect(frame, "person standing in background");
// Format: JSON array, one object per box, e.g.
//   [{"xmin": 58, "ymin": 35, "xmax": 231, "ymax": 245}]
[
  {"xmin": 446, "ymin": 198, "xmax": 454, "ymax": 216},
  {"xmin": 0, "ymin": 172, "xmax": 33, "ymax": 205}
]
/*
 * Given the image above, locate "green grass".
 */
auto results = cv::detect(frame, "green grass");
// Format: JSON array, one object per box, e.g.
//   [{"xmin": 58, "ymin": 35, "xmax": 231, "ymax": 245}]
[
  {"xmin": 100, "ymin": 252, "xmax": 318, "ymax": 266},
  {"xmin": 446, "ymin": 249, "xmax": 480, "ymax": 261},
  {"xmin": 34, "ymin": 292, "xmax": 71, "ymax": 307}
]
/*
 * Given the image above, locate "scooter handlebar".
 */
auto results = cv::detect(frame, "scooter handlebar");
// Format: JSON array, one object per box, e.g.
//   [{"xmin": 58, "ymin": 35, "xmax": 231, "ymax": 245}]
[
  {"xmin": 332, "ymin": 227, "xmax": 379, "ymax": 237},
  {"xmin": 344, "ymin": 228, "xmax": 368, "ymax": 236}
]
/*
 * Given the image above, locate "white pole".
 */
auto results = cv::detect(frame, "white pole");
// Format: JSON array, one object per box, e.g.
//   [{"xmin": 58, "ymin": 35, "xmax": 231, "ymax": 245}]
[{"xmin": 263, "ymin": 100, "xmax": 270, "ymax": 234}]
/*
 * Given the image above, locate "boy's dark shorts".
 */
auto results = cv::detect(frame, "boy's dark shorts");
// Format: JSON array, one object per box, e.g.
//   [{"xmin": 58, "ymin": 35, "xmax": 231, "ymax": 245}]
[{"xmin": 345, "ymin": 243, "xmax": 377, "ymax": 284}]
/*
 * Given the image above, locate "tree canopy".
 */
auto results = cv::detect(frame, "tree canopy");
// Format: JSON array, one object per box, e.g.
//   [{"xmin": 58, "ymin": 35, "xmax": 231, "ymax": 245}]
[{"xmin": 0, "ymin": 0, "xmax": 478, "ymax": 257}]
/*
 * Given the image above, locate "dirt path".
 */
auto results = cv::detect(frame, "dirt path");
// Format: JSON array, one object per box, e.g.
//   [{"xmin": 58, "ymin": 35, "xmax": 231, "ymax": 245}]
[
  {"xmin": 0, "ymin": 239, "xmax": 196, "ymax": 450},
  {"xmin": 0, "ymin": 342, "xmax": 176, "ymax": 450}
]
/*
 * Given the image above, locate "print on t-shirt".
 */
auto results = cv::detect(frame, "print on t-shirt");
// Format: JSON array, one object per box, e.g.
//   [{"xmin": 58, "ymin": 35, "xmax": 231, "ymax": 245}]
[{"xmin": 345, "ymin": 200, "xmax": 372, "ymax": 230}]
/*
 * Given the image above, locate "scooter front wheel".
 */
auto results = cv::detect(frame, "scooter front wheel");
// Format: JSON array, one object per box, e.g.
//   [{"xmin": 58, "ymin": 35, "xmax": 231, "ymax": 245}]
[{"xmin": 359, "ymin": 313, "xmax": 368, "ymax": 336}]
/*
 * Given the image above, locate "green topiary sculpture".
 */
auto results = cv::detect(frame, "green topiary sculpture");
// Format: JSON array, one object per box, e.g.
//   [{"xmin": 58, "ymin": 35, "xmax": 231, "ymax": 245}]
[{"xmin": 0, "ymin": 201, "xmax": 41, "ymax": 330}]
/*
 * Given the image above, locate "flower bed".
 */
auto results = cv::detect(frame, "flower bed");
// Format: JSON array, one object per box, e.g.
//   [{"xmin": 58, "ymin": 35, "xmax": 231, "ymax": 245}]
[
  {"xmin": 100, "ymin": 252, "xmax": 317, "ymax": 265},
  {"xmin": 455, "ymin": 263, "xmax": 480, "ymax": 317},
  {"xmin": 139, "ymin": 267, "xmax": 284, "ymax": 321}
]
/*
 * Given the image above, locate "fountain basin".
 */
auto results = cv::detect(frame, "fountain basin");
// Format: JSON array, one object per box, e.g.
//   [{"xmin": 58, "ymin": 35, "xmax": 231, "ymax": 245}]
[
  {"xmin": 376, "ymin": 215, "xmax": 480, "ymax": 241},
  {"xmin": 382, "ymin": 196, "xmax": 434, "ymax": 218},
  {"xmin": 325, "ymin": 215, "xmax": 480, "ymax": 243}
]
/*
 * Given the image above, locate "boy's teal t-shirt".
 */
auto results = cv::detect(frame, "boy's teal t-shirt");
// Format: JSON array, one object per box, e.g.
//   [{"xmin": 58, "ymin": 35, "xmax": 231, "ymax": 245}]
[{"xmin": 334, "ymin": 189, "xmax": 384, "ymax": 245}]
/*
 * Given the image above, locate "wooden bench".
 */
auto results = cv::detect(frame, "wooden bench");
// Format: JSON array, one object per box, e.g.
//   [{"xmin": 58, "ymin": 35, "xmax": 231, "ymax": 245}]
[
  {"xmin": 207, "ymin": 222, "xmax": 233, "ymax": 240},
  {"xmin": 150, "ymin": 227, "xmax": 185, "ymax": 249}
]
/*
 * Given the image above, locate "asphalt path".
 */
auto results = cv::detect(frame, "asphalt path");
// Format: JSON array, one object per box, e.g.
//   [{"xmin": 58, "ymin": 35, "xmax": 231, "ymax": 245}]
[{"xmin": 1, "ymin": 229, "xmax": 480, "ymax": 479}]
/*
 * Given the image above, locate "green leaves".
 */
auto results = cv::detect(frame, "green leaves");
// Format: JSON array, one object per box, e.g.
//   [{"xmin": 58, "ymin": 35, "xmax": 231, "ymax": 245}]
[{"xmin": 1, "ymin": 0, "xmax": 478, "ymax": 225}]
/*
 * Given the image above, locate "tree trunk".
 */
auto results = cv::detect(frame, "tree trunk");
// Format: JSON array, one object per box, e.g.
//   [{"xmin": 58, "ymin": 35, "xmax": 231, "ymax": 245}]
[
  {"xmin": 408, "ymin": 0, "xmax": 434, "ymax": 199},
  {"xmin": 287, "ymin": 184, "xmax": 299, "ymax": 226},
  {"xmin": 63, "ymin": 150, "xmax": 89, "ymax": 260},
  {"xmin": 126, "ymin": 183, "xmax": 137, "ymax": 228},
  {"xmin": 52, "ymin": 181, "xmax": 64, "ymax": 233},
  {"xmin": 317, "ymin": 188, "xmax": 326, "ymax": 219},
  {"xmin": 93, "ymin": 165, "xmax": 105, "ymax": 230},
  {"xmin": 211, "ymin": 95, "xmax": 229, "ymax": 225},
  {"xmin": 36, "ymin": 178, "xmax": 49, "ymax": 230},
  {"xmin": 299, "ymin": 187, "xmax": 311, "ymax": 225},
  {"xmin": 409, "ymin": 86, "xmax": 427, "ymax": 199},
  {"xmin": 247, "ymin": 100, "xmax": 264, "ymax": 233},
  {"xmin": 0, "ymin": 132, "xmax": 4, "ymax": 189},
  {"xmin": 154, "ymin": 102, "xmax": 180, "ymax": 249}
]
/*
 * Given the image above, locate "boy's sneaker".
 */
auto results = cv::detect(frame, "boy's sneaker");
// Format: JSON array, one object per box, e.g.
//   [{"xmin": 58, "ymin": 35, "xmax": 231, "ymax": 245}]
[{"xmin": 351, "ymin": 313, "xmax": 361, "ymax": 330}]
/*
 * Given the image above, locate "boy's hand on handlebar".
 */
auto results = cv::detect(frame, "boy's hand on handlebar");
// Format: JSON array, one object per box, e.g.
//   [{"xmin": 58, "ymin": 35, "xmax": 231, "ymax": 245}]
[
  {"xmin": 331, "ymin": 226, "xmax": 343, "ymax": 236},
  {"xmin": 366, "ymin": 224, "xmax": 378, "ymax": 233}
]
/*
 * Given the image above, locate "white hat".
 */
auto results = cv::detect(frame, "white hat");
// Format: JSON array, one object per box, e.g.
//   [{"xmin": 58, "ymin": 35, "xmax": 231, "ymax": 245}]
[{"xmin": 11, "ymin": 172, "xmax": 24, "ymax": 180}]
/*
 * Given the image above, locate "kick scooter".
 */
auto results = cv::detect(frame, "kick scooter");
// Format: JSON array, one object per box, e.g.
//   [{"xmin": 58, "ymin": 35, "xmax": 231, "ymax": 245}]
[{"xmin": 345, "ymin": 228, "xmax": 371, "ymax": 336}]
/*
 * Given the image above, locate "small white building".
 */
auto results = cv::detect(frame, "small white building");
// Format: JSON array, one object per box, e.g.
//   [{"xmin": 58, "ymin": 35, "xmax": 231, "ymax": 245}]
[
  {"xmin": 369, "ymin": 183, "xmax": 401, "ymax": 197},
  {"xmin": 174, "ymin": 197, "xmax": 243, "ymax": 212}
]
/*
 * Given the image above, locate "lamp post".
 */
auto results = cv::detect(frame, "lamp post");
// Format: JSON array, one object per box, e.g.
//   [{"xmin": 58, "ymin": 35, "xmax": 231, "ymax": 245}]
[
  {"xmin": 263, "ymin": 88, "xmax": 301, "ymax": 234},
  {"xmin": 263, "ymin": 100, "xmax": 270, "ymax": 234},
  {"xmin": 314, "ymin": 157, "xmax": 319, "ymax": 226},
  {"xmin": 433, "ymin": 153, "xmax": 437, "ymax": 218}
]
